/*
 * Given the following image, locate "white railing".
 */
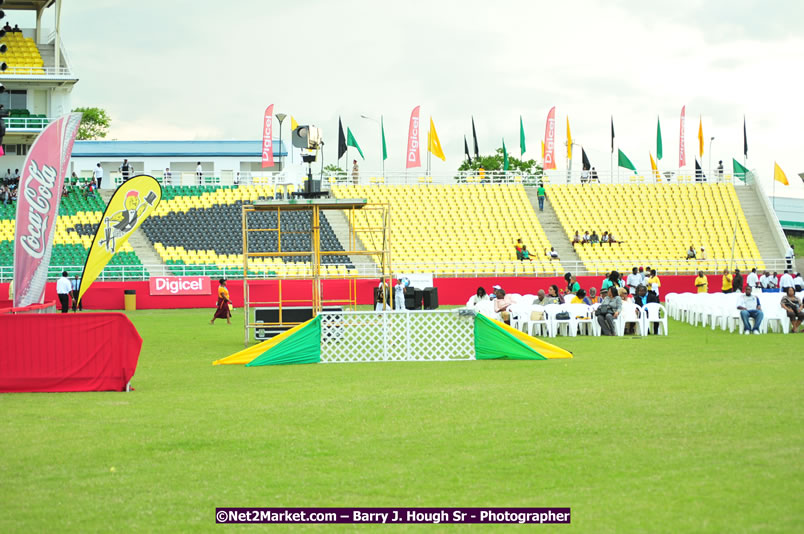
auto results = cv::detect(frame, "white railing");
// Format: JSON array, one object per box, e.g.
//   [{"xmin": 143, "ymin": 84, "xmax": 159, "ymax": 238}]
[
  {"xmin": 1, "ymin": 65, "xmax": 74, "ymax": 77},
  {"xmin": 5, "ymin": 116, "xmax": 55, "ymax": 130},
  {"xmin": 104, "ymin": 169, "xmax": 754, "ymax": 188},
  {"xmin": 0, "ymin": 258, "xmax": 789, "ymax": 282}
]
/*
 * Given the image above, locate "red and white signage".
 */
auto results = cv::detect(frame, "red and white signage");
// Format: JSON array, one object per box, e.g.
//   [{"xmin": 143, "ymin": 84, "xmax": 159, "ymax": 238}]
[
  {"xmin": 543, "ymin": 106, "xmax": 556, "ymax": 170},
  {"xmin": 262, "ymin": 104, "xmax": 274, "ymax": 168},
  {"xmin": 13, "ymin": 113, "xmax": 82, "ymax": 307},
  {"xmin": 406, "ymin": 105, "xmax": 421, "ymax": 169},
  {"xmin": 149, "ymin": 276, "xmax": 212, "ymax": 296}
]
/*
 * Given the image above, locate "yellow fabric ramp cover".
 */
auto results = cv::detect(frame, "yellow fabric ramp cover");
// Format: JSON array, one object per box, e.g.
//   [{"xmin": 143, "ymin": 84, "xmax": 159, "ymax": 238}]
[
  {"xmin": 493, "ymin": 318, "xmax": 574, "ymax": 359},
  {"xmin": 212, "ymin": 318, "xmax": 315, "ymax": 365}
]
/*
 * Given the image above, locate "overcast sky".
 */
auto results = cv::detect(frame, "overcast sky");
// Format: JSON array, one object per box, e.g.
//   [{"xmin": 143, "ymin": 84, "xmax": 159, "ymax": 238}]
[{"xmin": 28, "ymin": 0, "xmax": 804, "ymax": 195}]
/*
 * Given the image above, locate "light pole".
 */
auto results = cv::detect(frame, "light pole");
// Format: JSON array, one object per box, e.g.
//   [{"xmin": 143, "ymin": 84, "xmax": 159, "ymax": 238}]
[
  {"xmin": 360, "ymin": 114, "xmax": 384, "ymax": 178},
  {"xmin": 275, "ymin": 113, "xmax": 287, "ymax": 170},
  {"xmin": 708, "ymin": 136, "xmax": 714, "ymax": 178}
]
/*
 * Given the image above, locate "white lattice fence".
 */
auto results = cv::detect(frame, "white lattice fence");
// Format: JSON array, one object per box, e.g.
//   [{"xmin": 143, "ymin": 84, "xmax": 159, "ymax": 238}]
[{"xmin": 319, "ymin": 309, "xmax": 476, "ymax": 363}]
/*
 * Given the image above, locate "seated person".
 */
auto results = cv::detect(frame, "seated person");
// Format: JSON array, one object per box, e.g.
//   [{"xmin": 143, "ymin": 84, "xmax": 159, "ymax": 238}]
[
  {"xmin": 686, "ymin": 245, "xmax": 696, "ymax": 259},
  {"xmin": 587, "ymin": 287, "xmax": 599, "ymax": 304},
  {"xmin": 466, "ymin": 287, "xmax": 489, "ymax": 308},
  {"xmin": 589, "ymin": 231, "xmax": 600, "ymax": 244},
  {"xmin": 596, "ymin": 286, "xmax": 622, "ymax": 336},
  {"xmin": 13, "ymin": 24, "xmax": 21, "ymax": 32},
  {"xmin": 2, "ymin": 23, "xmax": 11, "ymax": 33},
  {"xmin": 633, "ymin": 284, "xmax": 649, "ymax": 308},
  {"xmin": 601, "ymin": 231, "xmax": 610, "ymax": 244},
  {"xmin": 607, "ymin": 231, "xmax": 617, "ymax": 244},
  {"xmin": 618, "ymin": 287, "xmax": 631, "ymax": 302},
  {"xmin": 543, "ymin": 285, "xmax": 561, "ymax": 305},
  {"xmin": 515, "ymin": 238, "xmax": 524, "ymax": 260},
  {"xmin": 520, "ymin": 245, "xmax": 533, "ymax": 261},
  {"xmin": 794, "ymin": 272, "xmax": 803, "ymax": 292},
  {"xmin": 493, "ymin": 289, "xmax": 515, "ymax": 324},
  {"xmin": 545, "ymin": 247, "xmax": 559, "ymax": 260},
  {"xmin": 533, "ymin": 289, "xmax": 547, "ymax": 306},
  {"xmin": 582, "ymin": 231, "xmax": 590, "ymax": 244},
  {"xmin": 737, "ymin": 286, "xmax": 763, "ymax": 334},
  {"xmin": 571, "ymin": 289, "xmax": 592, "ymax": 305},
  {"xmin": 780, "ymin": 287, "xmax": 804, "ymax": 333},
  {"xmin": 572, "ymin": 231, "xmax": 581, "ymax": 245}
]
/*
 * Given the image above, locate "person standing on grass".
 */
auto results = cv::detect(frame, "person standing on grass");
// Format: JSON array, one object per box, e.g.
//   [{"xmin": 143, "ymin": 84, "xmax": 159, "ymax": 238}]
[
  {"xmin": 721, "ymin": 268, "xmax": 733, "ymax": 293},
  {"xmin": 210, "ymin": 279, "xmax": 232, "ymax": 325},
  {"xmin": 70, "ymin": 275, "xmax": 83, "ymax": 312},
  {"xmin": 94, "ymin": 163, "xmax": 104, "ymax": 190},
  {"xmin": 57, "ymin": 271, "xmax": 72, "ymax": 314},
  {"xmin": 733, "ymin": 269, "xmax": 744, "ymax": 293},
  {"xmin": 536, "ymin": 182, "xmax": 546, "ymax": 211},
  {"xmin": 695, "ymin": 271, "xmax": 708, "ymax": 293}
]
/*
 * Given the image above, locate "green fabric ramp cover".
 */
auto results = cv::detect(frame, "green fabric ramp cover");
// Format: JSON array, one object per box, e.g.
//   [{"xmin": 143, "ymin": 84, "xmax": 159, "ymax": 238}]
[
  {"xmin": 246, "ymin": 316, "xmax": 322, "ymax": 366},
  {"xmin": 474, "ymin": 314, "xmax": 547, "ymax": 360}
]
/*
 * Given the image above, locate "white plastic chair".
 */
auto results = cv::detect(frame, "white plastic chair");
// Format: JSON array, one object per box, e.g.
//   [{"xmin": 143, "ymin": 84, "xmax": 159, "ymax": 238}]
[
  {"xmin": 643, "ymin": 303, "xmax": 668, "ymax": 335},
  {"xmin": 544, "ymin": 303, "xmax": 575, "ymax": 337},
  {"xmin": 566, "ymin": 303, "xmax": 595, "ymax": 336},
  {"xmin": 476, "ymin": 300, "xmax": 501, "ymax": 321},
  {"xmin": 528, "ymin": 305, "xmax": 551, "ymax": 336},
  {"xmin": 616, "ymin": 301, "xmax": 646, "ymax": 336}
]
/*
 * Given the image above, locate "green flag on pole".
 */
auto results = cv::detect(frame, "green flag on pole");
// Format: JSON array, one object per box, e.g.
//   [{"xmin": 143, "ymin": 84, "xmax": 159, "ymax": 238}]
[
  {"xmin": 381, "ymin": 117, "xmax": 387, "ymax": 161},
  {"xmin": 346, "ymin": 127, "xmax": 364, "ymax": 159},
  {"xmin": 519, "ymin": 115, "xmax": 526, "ymax": 156},
  {"xmin": 733, "ymin": 158, "xmax": 749, "ymax": 181},
  {"xmin": 618, "ymin": 149, "xmax": 637, "ymax": 173},
  {"xmin": 503, "ymin": 139, "xmax": 509, "ymax": 171},
  {"xmin": 656, "ymin": 117, "xmax": 663, "ymax": 160}
]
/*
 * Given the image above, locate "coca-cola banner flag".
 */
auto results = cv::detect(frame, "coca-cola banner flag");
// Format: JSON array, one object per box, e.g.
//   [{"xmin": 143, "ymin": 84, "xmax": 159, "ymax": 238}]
[
  {"xmin": 406, "ymin": 105, "xmax": 421, "ymax": 169},
  {"xmin": 262, "ymin": 104, "xmax": 274, "ymax": 168},
  {"xmin": 77, "ymin": 175, "xmax": 162, "ymax": 305},
  {"xmin": 13, "ymin": 112, "xmax": 82, "ymax": 308}
]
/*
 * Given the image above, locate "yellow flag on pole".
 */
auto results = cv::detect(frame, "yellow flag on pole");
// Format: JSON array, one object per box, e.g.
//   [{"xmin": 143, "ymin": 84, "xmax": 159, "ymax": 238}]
[
  {"xmin": 428, "ymin": 117, "xmax": 446, "ymax": 161},
  {"xmin": 698, "ymin": 117, "xmax": 704, "ymax": 158},
  {"xmin": 774, "ymin": 162, "xmax": 789, "ymax": 185},
  {"xmin": 650, "ymin": 152, "xmax": 659, "ymax": 180},
  {"xmin": 77, "ymin": 175, "xmax": 162, "ymax": 304},
  {"xmin": 566, "ymin": 116, "xmax": 572, "ymax": 160},
  {"xmin": 541, "ymin": 140, "xmax": 545, "ymax": 159},
  {"xmin": 290, "ymin": 116, "xmax": 299, "ymax": 130}
]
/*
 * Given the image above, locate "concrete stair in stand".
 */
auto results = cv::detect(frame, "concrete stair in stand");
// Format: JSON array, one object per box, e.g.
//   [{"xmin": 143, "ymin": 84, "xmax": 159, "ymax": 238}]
[{"xmin": 525, "ymin": 187, "xmax": 584, "ymax": 275}]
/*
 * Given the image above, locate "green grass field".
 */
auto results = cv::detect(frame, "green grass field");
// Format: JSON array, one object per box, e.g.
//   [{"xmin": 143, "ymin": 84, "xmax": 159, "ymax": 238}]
[{"xmin": 2, "ymin": 309, "xmax": 802, "ymax": 533}]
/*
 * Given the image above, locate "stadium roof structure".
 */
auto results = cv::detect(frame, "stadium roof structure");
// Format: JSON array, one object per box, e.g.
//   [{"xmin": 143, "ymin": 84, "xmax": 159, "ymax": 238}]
[
  {"xmin": 72, "ymin": 140, "xmax": 288, "ymax": 158},
  {"xmin": 3, "ymin": 1, "xmax": 56, "ymax": 10}
]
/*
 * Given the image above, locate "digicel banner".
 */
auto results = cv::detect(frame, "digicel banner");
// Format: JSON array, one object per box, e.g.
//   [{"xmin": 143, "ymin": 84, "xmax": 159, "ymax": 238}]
[{"xmin": 149, "ymin": 276, "xmax": 212, "ymax": 296}]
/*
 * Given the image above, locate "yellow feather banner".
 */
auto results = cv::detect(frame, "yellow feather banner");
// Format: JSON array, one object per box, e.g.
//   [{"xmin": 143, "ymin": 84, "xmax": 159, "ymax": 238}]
[{"xmin": 77, "ymin": 175, "xmax": 162, "ymax": 304}]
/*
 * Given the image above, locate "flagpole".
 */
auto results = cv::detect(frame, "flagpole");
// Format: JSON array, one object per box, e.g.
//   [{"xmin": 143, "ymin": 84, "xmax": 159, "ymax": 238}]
[{"xmin": 381, "ymin": 114, "xmax": 385, "ymax": 179}]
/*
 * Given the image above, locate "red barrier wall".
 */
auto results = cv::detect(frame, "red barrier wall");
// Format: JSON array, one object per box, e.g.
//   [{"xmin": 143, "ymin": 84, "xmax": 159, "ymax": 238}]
[
  {"xmin": 0, "ymin": 275, "xmax": 702, "ymax": 310},
  {"xmin": 0, "ymin": 312, "xmax": 142, "ymax": 393}
]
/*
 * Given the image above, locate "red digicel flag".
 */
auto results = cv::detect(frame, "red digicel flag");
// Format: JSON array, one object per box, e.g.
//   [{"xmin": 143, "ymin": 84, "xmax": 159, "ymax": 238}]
[
  {"xmin": 679, "ymin": 105, "xmax": 686, "ymax": 168},
  {"xmin": 262, "ymin": 104, "xmax": 274, "ymax": 168},
  {"xmin": 543, "ymin": 106, "xmax": 556, "ymax": 170},
  {"xmin": 406, "ymin": 105, "xmax": 421, "ymax": 169},
  {"xmin": 13, "ymin": 113, "xmax": 82, "ymax": 307}
]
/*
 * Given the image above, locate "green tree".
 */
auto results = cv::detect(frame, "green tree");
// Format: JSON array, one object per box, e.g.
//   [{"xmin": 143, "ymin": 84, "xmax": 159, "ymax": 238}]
[
  {"xmin": 72, "ymin": 107, "xmax": 111, "ymax": 140},
  {"xmin": 324, "ymin": 164, "xmax": 346, "ymax": 177},
  {"xmin": 456, "ymin": 148, "xmax": 543, "ymax": 181}
]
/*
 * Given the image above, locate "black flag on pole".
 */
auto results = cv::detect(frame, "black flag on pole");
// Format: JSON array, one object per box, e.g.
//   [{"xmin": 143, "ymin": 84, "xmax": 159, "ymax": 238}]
[
  {"xmin": 464, "ymin": 135, "xmax": 472, "ymax": 163},
  {"xmin": 695, "ymin": 159, "xmax": 705, "ymax": 182},
  {"xmin": 582, "ymin": 148, "xmax": 591, "ymax": 171},
  {"xmin": 337, "ymin": 117, "xmax": 347, "ymax": 160},
  {"xmin": 471, "ymin": 116, "xmax": 479, "ymax": 158},
  {"xmin": 610, "ymin": 116, "xmax": 615, "ymax": 154},
  {"xmin": 743, "ymin": 116, "xmax": 748, "ymax": 158}
]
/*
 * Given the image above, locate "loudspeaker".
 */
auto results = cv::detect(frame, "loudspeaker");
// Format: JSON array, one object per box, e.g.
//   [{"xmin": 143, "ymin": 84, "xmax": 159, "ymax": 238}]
[
  {"xmin": 422, "ymin": 287, "xmax": 439, "ymax": 310},
  {"xmin": 404, "ymin": 287, "xmax": 417, "ymax": 310},
  {"xmin": 305, "ymin": 178, "xmax": 321, "ymax": 194},
  {"xmin": 413, "ymin": 288, "xmax": 423, "ymax": 310}
]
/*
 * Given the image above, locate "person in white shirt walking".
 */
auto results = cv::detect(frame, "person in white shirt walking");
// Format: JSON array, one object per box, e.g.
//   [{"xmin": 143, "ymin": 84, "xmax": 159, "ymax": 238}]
[
  {"xmin": 196, "ymin": 162, "xmax": 203, "ymax": 184},
  {"xmin": 56, "ymin": 271, "xmax": 72, "ymax": 314},
  {"xmin": 737, "ymin": 286, "xmax": 763, "ymax": 334},
  {"xmin": 746, "ymin": 268, "xmax": 759, "ymax": 289},
  {"xmin": 93, "ymin": 163, "xmax": 104, "ymax": 190},
  {"xmin": 785, "ymin": 244, "xmax": 795, "ymax": 271}
]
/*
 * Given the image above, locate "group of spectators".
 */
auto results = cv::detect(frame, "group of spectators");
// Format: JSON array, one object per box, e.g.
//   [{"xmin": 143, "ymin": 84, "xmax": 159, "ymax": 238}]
[
  {"xmin": 2, "ymin": 22, "xmax": 22, "ymax": 33},
  {"xmin": 709, "ymin": 267, "xmax": 804, "ymax": 294},
  {"xmin": 466, "ymin": 267, "xmax": 663, "ymax": 336},
  {"xmin": 514, "ymin": 238, "xmax": 560, "ymax": 261},
  {"xmin": 571, "ymin": 230, "xmax": 619, "ymax": 247},
  {"xmin": 1, "ymin": 169, "xmax": 21, "ymax": 205}
]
